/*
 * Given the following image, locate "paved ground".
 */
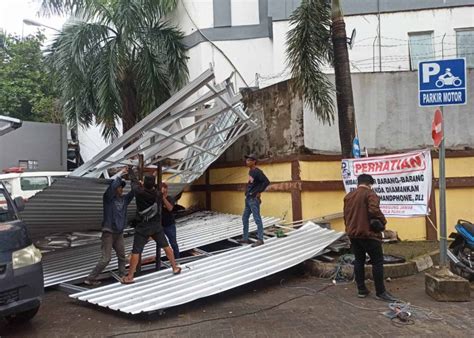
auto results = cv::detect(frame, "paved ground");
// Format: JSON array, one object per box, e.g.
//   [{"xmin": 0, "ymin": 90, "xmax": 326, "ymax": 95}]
[{"xmin": 2, "ymin": 267, "xmax": 473, "ymax": 337}]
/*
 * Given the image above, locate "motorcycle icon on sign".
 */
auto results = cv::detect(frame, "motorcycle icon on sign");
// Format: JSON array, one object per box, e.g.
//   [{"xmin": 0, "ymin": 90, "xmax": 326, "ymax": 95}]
[{"xmin": 435, "ymin": 68, "xmax": 463, "ymax": 88}]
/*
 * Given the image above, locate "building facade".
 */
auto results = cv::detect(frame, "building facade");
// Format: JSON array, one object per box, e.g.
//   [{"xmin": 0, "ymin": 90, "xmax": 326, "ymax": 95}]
[
  {"xmin": 171, "ymin": 0, "xmax": 474, "ymax": 88},
  {"xmin": 0, "ymin": 121, "xmax": 67, "ymax": 172}
]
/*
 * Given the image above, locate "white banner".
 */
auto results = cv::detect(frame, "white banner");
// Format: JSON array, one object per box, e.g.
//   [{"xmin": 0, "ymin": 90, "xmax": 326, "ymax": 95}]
[{"xmin": 341, "ymin": 150, "xmax": 432, "ymax": 217}]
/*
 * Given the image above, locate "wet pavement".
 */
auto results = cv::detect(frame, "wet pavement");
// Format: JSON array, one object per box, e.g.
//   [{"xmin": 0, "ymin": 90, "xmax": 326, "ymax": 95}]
[{"xmin": 2, "ymin": 268, "xmax": 473, "ymax": 337}]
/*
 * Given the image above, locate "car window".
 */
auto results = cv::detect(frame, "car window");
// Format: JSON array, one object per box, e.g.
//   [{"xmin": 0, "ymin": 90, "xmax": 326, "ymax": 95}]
[
  {"xmin": 0, "ymin": 180, "xmax": 12, "ymax": 193},
  {"xmin": 0, "ymin": 189, "xmax": 16, "ymax": 222},
  {"xmin": 20, "ymin": 176, "xmax": 48, "ymax": 191}
]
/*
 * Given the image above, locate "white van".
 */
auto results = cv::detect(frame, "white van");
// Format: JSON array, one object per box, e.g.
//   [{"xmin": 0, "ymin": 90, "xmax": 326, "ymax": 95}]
[{"xmin": 0, "ymin": 171, "xmax": 70, "ymax": 200}]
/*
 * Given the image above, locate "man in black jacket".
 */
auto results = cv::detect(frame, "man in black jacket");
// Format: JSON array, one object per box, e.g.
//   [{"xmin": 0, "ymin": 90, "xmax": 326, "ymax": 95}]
[
  {"xmin": 121, "ymin": 171, "xmax": 181, "ymax": 284},
  {"xmin": 239, "ymin": 154, "xmax": 270, "ymax": 247}
]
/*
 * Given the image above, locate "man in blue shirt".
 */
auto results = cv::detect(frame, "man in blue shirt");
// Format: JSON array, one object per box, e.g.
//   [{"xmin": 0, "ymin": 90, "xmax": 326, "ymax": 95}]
[
  {"xmin": 85, "ymin": 167, "xmax": 134, "ymax": 286},
  {"xmin": 239, "ymin": 154, "xmax": 270, "ymax": 247}
]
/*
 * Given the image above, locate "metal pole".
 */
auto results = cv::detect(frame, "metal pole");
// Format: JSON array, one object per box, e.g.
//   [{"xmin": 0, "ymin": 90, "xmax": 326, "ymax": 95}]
[
  {"xmin": 439, "ymin": 106, "xmax": 447, "ymax": 267},
  {"xmin": 156, "ymin": 161, "xmax": 163, "ymax": 271}
]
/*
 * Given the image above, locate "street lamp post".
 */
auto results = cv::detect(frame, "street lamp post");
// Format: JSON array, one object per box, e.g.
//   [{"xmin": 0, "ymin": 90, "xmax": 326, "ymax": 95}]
[{"xmin": 23, "ymin": 19, "xmax": 60, "ymax": 32}]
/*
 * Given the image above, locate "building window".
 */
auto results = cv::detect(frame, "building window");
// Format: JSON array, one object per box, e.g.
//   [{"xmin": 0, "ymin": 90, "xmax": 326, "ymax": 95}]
[
  {"xmin": 457, "ymin": 29, "xmax": 474, "ymax": 68},
  {"xmin": 18, "ymin": 160, "xmax": 39, "ymax": 170},
  {"xmin": 408, "ymin": 32, "xmax": 435, "ymax": 70}
]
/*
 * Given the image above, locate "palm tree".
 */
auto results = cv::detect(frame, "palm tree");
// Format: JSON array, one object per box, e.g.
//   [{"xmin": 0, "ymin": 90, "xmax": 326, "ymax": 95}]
[
  {"xmin": 286, "ymin": 0, "xmax": 356, "ymax": 158},
  {"xmin": 41, "ymin": 0, "xmax": 188, "ymax": 141},
  {"xmin": 286, "ymin": 0, "xmax": 334, "ymax": 125},
  {"xmin": 331, "ymin": 0, "xmax": 356, "ymax": 159}
]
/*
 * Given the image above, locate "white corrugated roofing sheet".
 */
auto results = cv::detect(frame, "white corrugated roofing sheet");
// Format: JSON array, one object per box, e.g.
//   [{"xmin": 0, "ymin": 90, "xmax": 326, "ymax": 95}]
[
  {"xmin": 70, "ymin": 222, "xmax": 342, "ymax": 314},
  {"xmin": 43, "ymin": 211, "xmax": 280, "ymax": 287}
]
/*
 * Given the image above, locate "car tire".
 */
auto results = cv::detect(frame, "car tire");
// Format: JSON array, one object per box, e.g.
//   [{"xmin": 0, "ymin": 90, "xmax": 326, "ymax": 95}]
[{"xmin": 5, "ymin": 305, "xmax": 40, "ymax": 324}]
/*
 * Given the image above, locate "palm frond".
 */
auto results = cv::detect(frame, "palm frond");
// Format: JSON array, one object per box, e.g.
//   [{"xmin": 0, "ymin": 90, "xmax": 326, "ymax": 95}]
[
  {"xmin": 45, "ymin": 0, "xmax": 189, "ymax": 139},
  {"xmin": 286, "ymin": 0, "xmax": 334, "ymax": 124},
  {"xmin": 146, "ymin": 22, "xmax": 189, "ymax": 89}
]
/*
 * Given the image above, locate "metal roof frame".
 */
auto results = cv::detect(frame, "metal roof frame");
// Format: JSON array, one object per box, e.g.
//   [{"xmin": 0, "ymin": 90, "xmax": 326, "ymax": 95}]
[{"xmin": 72, "ymin": 68, "xmax": 260, "ymax": 185}]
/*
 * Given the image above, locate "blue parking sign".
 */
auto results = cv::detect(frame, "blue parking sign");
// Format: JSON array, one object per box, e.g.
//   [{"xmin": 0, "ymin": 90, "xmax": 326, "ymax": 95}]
[{"xmin": 418, "ymin": 58, "xmax": 467, "ymax": 107}]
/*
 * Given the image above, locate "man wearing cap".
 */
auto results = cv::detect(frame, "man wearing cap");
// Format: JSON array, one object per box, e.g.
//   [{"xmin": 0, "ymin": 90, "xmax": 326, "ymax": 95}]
[
  {"xmin": 239, "ymin": 154, "xmax": 270, "ymax": 247},
  {"xmin": 343, "ymin": 174, "xmax": 397, "ymax": 302},
  {"xmin": 121, "ymin": 171, "xmax": 181, "ymax": 284},
  {"xmin": 85, "ymin": 167, "xmax": 134, "ymax": 286}
]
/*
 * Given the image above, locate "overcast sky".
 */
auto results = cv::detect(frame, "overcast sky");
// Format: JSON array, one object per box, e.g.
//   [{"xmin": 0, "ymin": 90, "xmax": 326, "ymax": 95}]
[{"xmin": 0, "ymin": 0, "xmax": 65, "ymax": 40}]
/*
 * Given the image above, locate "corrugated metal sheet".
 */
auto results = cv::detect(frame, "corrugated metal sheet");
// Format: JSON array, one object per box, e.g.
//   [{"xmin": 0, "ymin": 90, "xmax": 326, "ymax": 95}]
[
  {"xmin": 21, "ymin": 177, "xmax": 186, "ymax": 239},
  {"xmin": 70, "ymin": 222, "xmax": 343, "ymax": 314},
  {"xmin": 43, "ymin": 211, "xmax": 280, "ymax": 287}
]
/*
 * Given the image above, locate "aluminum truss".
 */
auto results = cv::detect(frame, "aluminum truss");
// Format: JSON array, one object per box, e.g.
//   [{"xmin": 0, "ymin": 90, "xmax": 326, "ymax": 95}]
[{"xmin": 72, "ymin": 68, "xmax": 260, "ymax": 184}]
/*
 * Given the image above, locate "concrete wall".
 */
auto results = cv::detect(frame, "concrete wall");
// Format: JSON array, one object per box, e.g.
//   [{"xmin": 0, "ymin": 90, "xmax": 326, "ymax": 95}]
[
  {"xmin": 305, "ymin": 69, "xmax": 474, "ymax": 153},
  {"xmin": 220, "ymin": 80, "xmax": 305, "ymax": 162},
  {"xmin": 217, "ymin": 69, "xmax": 473, "ymax": 157},
  {"xmin": 0, "ymin": 121, "xmax": 67, "ymax": 171}
]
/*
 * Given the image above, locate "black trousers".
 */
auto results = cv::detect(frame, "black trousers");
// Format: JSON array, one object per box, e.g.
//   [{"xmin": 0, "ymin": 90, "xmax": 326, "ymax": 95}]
[{"xmin": 350, "ymin": 238, "xmax": 385, "ymax": 295}]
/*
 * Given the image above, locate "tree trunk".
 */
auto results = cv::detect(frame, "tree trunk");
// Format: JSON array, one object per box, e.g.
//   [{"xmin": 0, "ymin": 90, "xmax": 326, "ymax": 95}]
[
  {"xmin": 332, "ymin": 2, "xmax": 356, "ymax": 158},
  {"xmin": 121, "ymin": 73, "xmax": 139, "ymax": 134}
]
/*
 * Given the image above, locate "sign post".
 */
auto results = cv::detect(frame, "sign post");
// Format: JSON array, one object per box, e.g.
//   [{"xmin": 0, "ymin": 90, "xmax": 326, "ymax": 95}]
[{"xmin": 419, "ymin": 58, "xmax": 467, "ymax": 267}]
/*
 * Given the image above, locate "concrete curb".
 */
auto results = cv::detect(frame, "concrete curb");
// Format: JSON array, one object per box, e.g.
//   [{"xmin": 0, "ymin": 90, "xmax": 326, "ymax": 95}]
[{"xmin": 305, "ymin": 250, "xmax": 441, "ymax": 279}]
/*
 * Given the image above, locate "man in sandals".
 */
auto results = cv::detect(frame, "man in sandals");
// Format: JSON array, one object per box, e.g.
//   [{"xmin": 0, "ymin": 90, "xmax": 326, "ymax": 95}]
[
  {"xmin": 122, "ymin": 171, "xmax": 181, "ymax": 284},
  {"xmin": 239, "ymin": 154, "xmax": 270, "ymax": 247},
  {"xmin": 85, "ymin": 167, "xmax": 134, "ymax": 286}
]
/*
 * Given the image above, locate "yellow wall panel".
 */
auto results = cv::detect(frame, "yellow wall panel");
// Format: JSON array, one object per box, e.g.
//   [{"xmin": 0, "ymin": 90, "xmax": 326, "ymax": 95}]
[
  {"xmin": 300, "ymin": 161, "xmax": 342, "ymax": 181},
  {"xmin": 210, "ymin": 163, "xmax": 291, "ymax": 184},
  {"xmin": 385, "ymin": 218, "xmax": 426, "ymax": 241},
  {"xmin": 434, "ymin": 188, "xmax": 474, "ymax": 236},
  {"xmin": 301, "ymin": 191, "xmax": 426, "ymax": 239},
  {"xmin": 211, "ymin": 191, "xmax": 292, "ymax": 221},
  {"xmin": 210, "ymin": 167, "xmax": 249, "ymax": 184},
  {"xmin": 178, "ymin": 192, "xmax": 206, "ymax": 209},
  {"xmin": 433, "ymin": 157, "xmax": 474, "ymax": 178},
  {"xmin": 301, "ymin": 191, "xmax": 345, "ymax": 219}
]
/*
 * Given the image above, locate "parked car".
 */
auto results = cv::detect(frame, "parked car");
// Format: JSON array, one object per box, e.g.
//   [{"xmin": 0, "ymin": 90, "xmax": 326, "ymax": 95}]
[
  {"xmin": 0, "ymin": 170, "xmax": 70, "ymax": 201},
  {"xmin": 0, "ymin": 182, "xmax": 43, "ymax": 324}
]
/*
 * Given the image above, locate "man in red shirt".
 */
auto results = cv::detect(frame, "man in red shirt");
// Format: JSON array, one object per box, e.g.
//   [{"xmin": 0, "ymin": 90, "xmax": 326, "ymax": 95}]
[{"xmin": 344, "ymin": 174, "xmax": 397, "ymax": 301}]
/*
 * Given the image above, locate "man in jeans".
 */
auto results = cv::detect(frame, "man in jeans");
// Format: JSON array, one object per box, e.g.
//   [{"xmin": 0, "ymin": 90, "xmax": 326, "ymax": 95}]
[
  {"xmin": 239, "ymin": 154, "xmax": 270, "ymax": 247},
  {"xmin": 343, "ymin": 174, "xmax": 397, "ymax": 301},
  {"xmin": 85, "ymin": 167, "xmax": 134, "ymax": 286}
]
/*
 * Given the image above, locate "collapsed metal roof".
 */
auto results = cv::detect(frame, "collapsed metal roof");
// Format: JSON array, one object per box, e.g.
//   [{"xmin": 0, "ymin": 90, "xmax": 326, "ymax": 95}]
[
  {"xmin": 72, "ymin": 68, "xmax": 259, "ymax": 181},
  {"xmin": 43, "ymin": 211, "xmax": 280, "ymax": 287},
  {"xmin": 20, "ymin": 68, "xmax": 259, "ymax": 237},
  {"xmin": 70, "ymin": 222, "xmax": 343, "ymax": 314}
]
